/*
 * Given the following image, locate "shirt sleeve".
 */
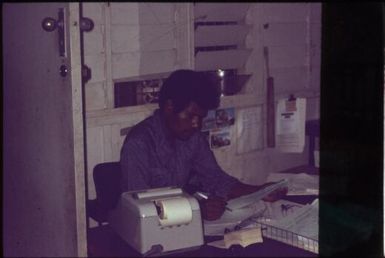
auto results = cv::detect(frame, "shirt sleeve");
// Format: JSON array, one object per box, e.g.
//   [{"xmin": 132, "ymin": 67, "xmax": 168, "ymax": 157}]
[
  {"xmin": 120, "ymin": 133, "xmax": 151, "ymax": 192},
  {"xmin": 191, "ymin": 133, "xmax": 240, "ymax": 198}
]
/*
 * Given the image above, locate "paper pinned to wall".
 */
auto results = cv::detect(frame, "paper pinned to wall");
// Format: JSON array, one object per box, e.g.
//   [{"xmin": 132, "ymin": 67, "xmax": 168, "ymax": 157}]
[
  {"xmin": 236, "ymin": 105, "xmax": 263, "ymax": 154},
  {"xmin": 275, "ymin": 98, "xmax": 307, "ymax": 153},
  {"xmin": 202, "ymin": 107, "xmax": 235, "ymax": 150}
]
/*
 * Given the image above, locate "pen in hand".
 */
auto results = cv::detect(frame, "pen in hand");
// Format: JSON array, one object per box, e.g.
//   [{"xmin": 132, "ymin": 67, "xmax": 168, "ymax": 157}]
[{"xmin": 195, "ymin": 192, "xmax": 232, "ymax": 211}]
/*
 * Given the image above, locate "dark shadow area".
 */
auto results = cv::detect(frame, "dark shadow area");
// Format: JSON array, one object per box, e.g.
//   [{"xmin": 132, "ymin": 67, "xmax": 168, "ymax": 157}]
[{"xmin": 320, "ymin": 3, "xmax": 384, "ymax": 256}]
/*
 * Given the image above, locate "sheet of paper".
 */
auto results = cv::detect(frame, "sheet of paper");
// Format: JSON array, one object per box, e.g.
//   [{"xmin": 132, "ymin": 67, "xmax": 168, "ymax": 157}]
[
  {"xmin": 226, "ymin": 179, "xmax": 288, "ymax": 211},
  {"xmin": 260, "ymin": 199, "xmax": 304, "ymax": 222},
  {"xmin": 267, "ymin": 172, "xmax": 319, "ymax": 196},
  {"xmin": 272, "ymin": 199, "xmax": 319, "ymax": 240},
  {"xmin": 204, "ymin": 201, "xmax": 267, "ymax": 236},
  {"xmin": 207, "ymin": 239, "xmax": 228, "ymax": 249},
  {"xmin": 275, "ymin": 98, "xmax": 306, "ymax": 153},
  {"xmin": 204, "ymin": 199, "xmax": 306, "ymax": 237},
  {"xmin": 236, "ymin": 105, "xmax": 263, "ymax": 154}
]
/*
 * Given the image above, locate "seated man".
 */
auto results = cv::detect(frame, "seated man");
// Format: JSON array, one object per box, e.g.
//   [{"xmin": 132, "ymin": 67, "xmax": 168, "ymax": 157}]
[{"xmin": 120, "ymin": 69, "xmax": 287, "ymax": 220}]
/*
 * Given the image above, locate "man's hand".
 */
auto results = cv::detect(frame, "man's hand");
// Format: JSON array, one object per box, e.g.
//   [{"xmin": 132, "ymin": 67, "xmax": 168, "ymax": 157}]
[{"xmin": 199, "ymin": 196, "xmax": 227, "ymax": 221}]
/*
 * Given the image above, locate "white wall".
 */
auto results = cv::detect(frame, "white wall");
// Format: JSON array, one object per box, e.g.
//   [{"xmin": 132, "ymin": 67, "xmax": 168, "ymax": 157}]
[
  {"xmin": 230, "ymin": 3, "xmax": 321, "ymax": 183},
  {"xmin": 82, "ymin": 3, "xmax": 321, "ymax": 226}
]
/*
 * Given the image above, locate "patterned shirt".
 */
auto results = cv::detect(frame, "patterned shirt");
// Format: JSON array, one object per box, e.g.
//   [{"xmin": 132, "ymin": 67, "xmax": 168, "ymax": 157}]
[{"xmin": 120, "ymin": 109, "xmax": 239, "ymax": 198}]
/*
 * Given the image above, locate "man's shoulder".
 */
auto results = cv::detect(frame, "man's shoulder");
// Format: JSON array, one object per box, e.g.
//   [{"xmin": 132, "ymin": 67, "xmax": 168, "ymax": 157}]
[{"xmin": 128, "ymin": 114, "xmax": 158, "ymax": 140}]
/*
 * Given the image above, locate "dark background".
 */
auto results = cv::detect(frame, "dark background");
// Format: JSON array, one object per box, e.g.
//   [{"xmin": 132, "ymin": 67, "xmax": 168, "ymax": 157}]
[{"xmin": 320, "ymin": 3, "xmax": 383, "ymax": 256}]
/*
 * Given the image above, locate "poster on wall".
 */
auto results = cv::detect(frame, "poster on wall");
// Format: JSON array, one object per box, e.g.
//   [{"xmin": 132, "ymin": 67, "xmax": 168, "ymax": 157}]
[
  {"xmin": 210, "ymin": 127, "xmax": 231, "ymax": 149},
  {"xmin": 236, "ymin": 105, "xmax": 264, "ymax": 154},
  {"xmin": 202, "ymin": 110, "xmax": 217, "ymax": 132},
  {"xmin": 215, "ymin": 108, "xmax": 235, "ymax": 128},
  {"xmin": 202, "ymin": 107, "xmax": 235, "ymax": 149}
]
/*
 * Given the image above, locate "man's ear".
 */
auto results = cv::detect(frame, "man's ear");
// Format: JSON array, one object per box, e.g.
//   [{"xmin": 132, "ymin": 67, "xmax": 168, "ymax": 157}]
[{"xmin": 164, "ymin": 99, "xmax": 174, "ymax": 114}]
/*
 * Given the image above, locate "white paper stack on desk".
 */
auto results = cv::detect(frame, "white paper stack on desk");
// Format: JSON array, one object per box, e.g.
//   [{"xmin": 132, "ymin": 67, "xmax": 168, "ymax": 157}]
[
  {"xmin": 203, "ymin": 179, "xmax": 289, "ymax": 236},
  {"xmin": 204, "ymin": 202, "xmax": 264, "ymax": 236},
  {"xmin": 205, "ymin": 199, "xmax": 307, "ymax": 249},
  {"xmin": 203, "ymin": 176, "xmax": 318, "ymax": 253},
  {"xmin": 260, "ymin": 198, "xmax": 319, "ymax": 253},
  {"xmin": 267, "ymin": 172, "xmax": 319, "ymax": 196}
]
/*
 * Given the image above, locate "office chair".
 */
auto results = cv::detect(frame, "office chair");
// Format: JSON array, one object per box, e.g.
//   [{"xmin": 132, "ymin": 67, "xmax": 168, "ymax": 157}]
[{"xmin": 87, "ymin": 162, "xmax": 122, "ymax": 226}]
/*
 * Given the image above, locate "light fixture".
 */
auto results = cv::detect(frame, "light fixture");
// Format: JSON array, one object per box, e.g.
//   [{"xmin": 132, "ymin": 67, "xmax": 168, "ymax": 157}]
[{"xmin": 217, "ymin": 69, "xmax": 225, "ymax": 78}]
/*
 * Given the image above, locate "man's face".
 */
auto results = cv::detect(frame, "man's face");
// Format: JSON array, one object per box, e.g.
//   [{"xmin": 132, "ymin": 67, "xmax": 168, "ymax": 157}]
[{"xmin": 165, "ymin": 101, "xmax": 208, "ymax": 141}]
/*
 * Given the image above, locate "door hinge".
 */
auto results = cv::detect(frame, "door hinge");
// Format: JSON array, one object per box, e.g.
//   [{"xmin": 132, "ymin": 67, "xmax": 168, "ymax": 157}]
[{"xmin": 82, "ymin": 65, "xmax": 92, "ymax": 84}]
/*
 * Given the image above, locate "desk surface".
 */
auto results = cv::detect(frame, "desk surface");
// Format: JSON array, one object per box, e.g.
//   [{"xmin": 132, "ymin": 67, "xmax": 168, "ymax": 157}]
[
  {"xmin": 88, "ymin": 193, "xmax": 318, "ymax": 257},
  {"xmin": 87, "ymin": 167, "xmax": 318, "ymax": 257},
  {"xmin": 88, "ymin": 225, "xmax": 317, "ymax": 257}
]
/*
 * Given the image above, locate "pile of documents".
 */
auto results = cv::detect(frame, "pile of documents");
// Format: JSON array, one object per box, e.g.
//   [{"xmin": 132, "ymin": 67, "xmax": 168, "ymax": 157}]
[
  {"xmin": 204, "ymin": 179, "xmax": 289, "ymax": 236},
  {"xmin": 204, "ymin": 177, "xmax": 319, "ymax": 253},
  {"xmin": 267, "ymin": 172, "xmax": 319, "ymax": 196},
  {"xmin": 271, "ymin": 199, "xmax": 319, "ymax": 240}
]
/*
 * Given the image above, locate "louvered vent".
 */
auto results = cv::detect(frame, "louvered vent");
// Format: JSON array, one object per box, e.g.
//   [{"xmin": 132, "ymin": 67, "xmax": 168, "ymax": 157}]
[{"xmin": 194, "ymin": 3, "xmax": 252, "ymax": 95}]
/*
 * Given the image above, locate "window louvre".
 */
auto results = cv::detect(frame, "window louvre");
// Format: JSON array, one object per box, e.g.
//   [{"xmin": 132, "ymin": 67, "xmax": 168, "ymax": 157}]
[
  {"xmin": 195, "ymin": 25, "xmax": 251, "ymax": 48},
  {"xmin": 195, "ymin": 49, "xmax": 252, "ymax": 72},
  {"xmin": 194, "ymin": 3, "xmax": 252, "ymax": 94},
  {"xmin": 194, "ymin": 3, "xmax": 250, "ymax": 22}
]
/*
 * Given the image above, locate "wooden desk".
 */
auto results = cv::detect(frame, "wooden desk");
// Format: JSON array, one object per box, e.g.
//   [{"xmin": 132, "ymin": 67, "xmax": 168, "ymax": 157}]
[
  {"xmin": 87, "ymin": 167, "xmax": 318, "ymax": 257},
  {"xmin": 87, "ymin": 196, "xmax": 318, "ymax": 257},
  {"xmin": 87, "ymin": 225, "xmax": 317, "ymax": 257}
]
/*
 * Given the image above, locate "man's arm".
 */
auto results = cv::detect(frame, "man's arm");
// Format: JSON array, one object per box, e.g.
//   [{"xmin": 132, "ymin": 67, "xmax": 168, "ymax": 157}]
[
  {"xmin": 191, "ymin": 134, "xmax": 287, "ymax": 220},
  {"xmin": 120, "ymin": 135, "xmax": 152, "ymax": 192},
  {"xmin": 198, "ymin": 181, "xmax": 287, "ymax": 221},
  {"xmin": 190, "ymin": 134, "xmax": 239, "ymax": 220}
]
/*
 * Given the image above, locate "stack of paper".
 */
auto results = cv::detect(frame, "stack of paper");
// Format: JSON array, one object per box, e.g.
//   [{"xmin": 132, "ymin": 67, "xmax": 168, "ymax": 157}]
[
  {"xmin": 203, "ymin": 204, "xmax": 260, "ymax": 236},
  {"xmin": 269, "ymin": 199, "xmax": 319, "ymax": 240},
  {"xmin": 226, "ymin": 179, "xmax": 289, "ymax": 210},
  {"xmin": 267, "ymin": 172, "xmax": 319, "ymax": 196},
  {"xmin": 204, "ymin": 180, "xmax": 289, "ymax": 236}
]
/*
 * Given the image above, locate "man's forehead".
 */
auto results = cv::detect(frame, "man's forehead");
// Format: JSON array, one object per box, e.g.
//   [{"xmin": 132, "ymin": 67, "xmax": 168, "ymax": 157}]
[{"xmin": 186, "ymin": 102, "xmax": 207, "ymax": 116}]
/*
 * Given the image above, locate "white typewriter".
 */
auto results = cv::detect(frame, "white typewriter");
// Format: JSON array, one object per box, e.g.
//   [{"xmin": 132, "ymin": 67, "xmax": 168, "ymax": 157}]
[{"xmin": 108, "ymin": 187, "xmax": 204, "ymax": 256}]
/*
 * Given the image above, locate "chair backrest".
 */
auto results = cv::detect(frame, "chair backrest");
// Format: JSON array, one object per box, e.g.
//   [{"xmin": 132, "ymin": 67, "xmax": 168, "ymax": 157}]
[{"xmin": 93, "ymin": 162, "xmax": 122, "ymax": 210}]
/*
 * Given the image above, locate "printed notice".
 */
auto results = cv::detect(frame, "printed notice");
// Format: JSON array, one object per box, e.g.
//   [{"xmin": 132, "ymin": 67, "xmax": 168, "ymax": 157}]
[{"xmin": 276, "ymin": 98, "xmax": 306, "ymax": 153}]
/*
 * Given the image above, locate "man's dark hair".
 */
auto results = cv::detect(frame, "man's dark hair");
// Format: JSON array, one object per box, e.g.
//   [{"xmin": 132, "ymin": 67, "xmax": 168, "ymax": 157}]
[{"xmin": 159, "ymin": 69, "xmax": 221, "ymax": 113}]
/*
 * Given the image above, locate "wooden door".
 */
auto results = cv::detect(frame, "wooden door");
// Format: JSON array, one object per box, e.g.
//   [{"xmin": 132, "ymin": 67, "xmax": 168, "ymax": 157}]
[{"xmin": 3, "ymin": 3, "xmax": 87, "ymax": 256}]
